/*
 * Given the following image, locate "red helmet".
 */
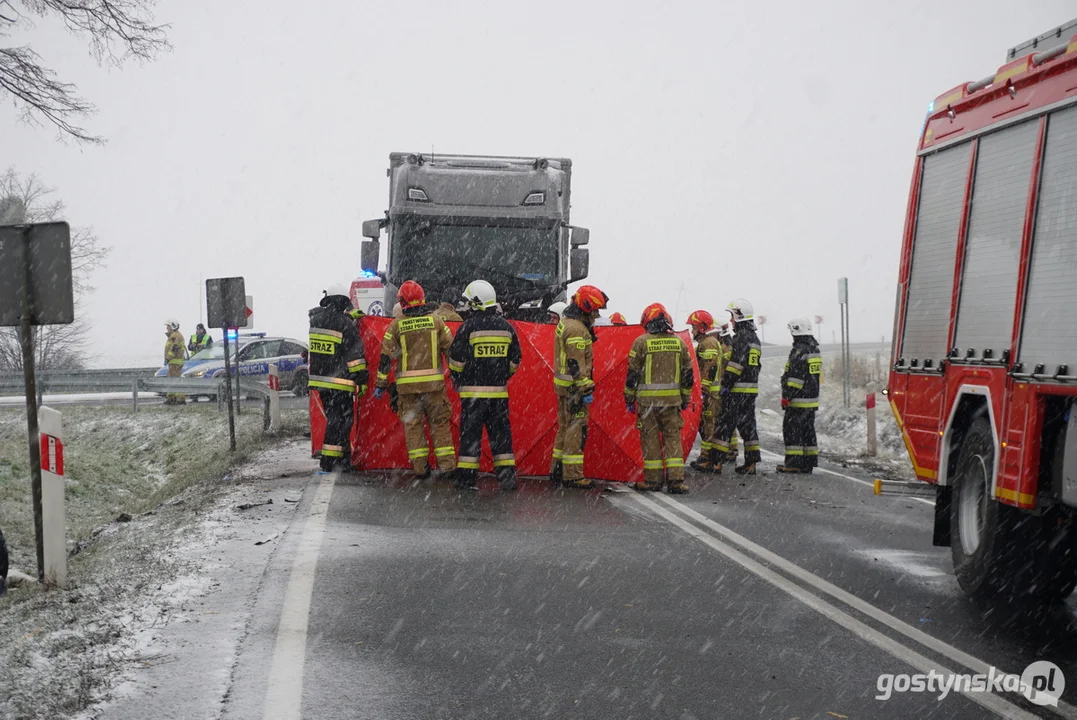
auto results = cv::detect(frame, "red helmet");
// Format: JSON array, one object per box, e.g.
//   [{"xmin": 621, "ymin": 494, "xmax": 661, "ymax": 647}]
[
  {"xmin": 687, "ymin": 309, "xmax": 715, "ymax": 334},
  {"xmin": 397, "ymin": 280, "xmax": 426, "ymax": 309},
  {"xmin": 572, "ymin": 285, "xmax": 609, "ymax": 314},
  {"xmin": 640, "ymin": 302, "xmax": 673, "ymax": 328},
  {"xmin": 609, "ymin": 312, "xmax": 628, "ymax": 326}
]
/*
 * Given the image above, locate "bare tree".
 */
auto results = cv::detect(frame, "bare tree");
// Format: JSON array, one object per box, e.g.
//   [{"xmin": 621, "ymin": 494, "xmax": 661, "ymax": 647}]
[
  {"xmin": 0, "ymin": 168, "xmax": 109, "ymax": 371},
  {"xmin": 0, "ymin": 0, "xmax": 169, "ymax": 143}
]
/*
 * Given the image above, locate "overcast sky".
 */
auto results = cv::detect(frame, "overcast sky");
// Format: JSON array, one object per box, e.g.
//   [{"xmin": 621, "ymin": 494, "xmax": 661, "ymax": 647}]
[{"xmin": 4, "ymin": 0, "xmax": 1074, "ymax": 366}]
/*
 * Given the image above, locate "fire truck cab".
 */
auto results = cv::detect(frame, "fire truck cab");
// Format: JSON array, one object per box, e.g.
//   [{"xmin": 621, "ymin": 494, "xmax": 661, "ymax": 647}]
[{"xmin": 889, "ymin": 19, "xmax": 1077, "ymax": 602}]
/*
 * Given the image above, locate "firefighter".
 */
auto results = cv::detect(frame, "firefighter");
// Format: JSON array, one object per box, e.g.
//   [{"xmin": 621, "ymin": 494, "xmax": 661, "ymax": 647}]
[
  {"xmin": 686, "ymin": 310, "xmax": 722, "ymax": 473},
  {"xmin": 375, "ymin": 280, "xmax": 456, "ymax": 478},
  {"xmin": 710, "ymin": 299, "xmax": 762, "ymax": 474},
  {"xmin": 547, "ymin": 301, "xmax": 567, "ymax": 325},
  {"xmin": 778, "ymin": 317, "xmax": 822, "ymax": 474},
  {"xmin": 187, "ymin": 323, "xmax": 213, "ymax": 354},
  {"xmin": 625, "ymin": 303, "xmax": 694, "ymax": 493},
  {"xmin": 609, "ymin": 312, "xmax": 628, "ymax": 326},
  {"xmin": 550, "ymin": 284, "xmax": 609, "ymax": 489},
  {"xmin": 435, "ymin": 287, "xmax": 465, "ymax": 323},
  {"xmin": 308, "ymin": 283, "xmax": 368, "ymax": 472},
  {"xmin": 717, "ymin": 320, "xmax": 740, "ymax": 463},
  {"xmin": 448, "ymin": 280, "xmax": 522, "ymax": 492},
  {"xmin": 163, "ymin": 319, "xmax": 186, "ymax": 406}
]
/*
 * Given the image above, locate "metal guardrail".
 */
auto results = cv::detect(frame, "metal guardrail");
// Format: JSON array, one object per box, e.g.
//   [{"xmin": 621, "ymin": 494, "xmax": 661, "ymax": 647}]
[{"xmin": 0, "ymin": 367, "xmax": 159, "ymax": 395}]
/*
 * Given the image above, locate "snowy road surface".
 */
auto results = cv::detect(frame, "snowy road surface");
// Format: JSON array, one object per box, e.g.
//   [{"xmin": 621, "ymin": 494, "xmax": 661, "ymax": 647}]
[{"xmin": 92, "ymin": 442, "xmax": 1077, "ymax": 720}]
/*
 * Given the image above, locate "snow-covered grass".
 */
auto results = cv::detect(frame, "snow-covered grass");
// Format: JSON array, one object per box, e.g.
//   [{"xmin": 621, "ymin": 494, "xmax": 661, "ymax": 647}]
[
  {"xmin": 0, "ymin": 404, "xmax": 309, "ymax": 720},
  {"xmin": 756, "ymin": 348, "xmax": 914, "ymax": 479}
]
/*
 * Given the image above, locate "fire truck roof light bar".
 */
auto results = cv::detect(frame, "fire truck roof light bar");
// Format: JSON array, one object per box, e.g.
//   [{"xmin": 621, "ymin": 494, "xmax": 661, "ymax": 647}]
[{"xmin": 964, "ymin": 36, "xmax": 1076, "ymax": 96}]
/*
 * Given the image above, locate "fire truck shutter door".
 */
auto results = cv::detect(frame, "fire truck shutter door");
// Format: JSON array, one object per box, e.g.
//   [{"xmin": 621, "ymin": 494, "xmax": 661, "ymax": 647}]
[
  {"xmin": 1021, "ymin": 106, "xmax": 1077, "ymax": 372},
  {"xmin": 902, "ymin": 142, "xmax": 972, "ymax": 365},
  {"xmin": 954, "ymin": 120, "xmax": 1038, "ymax": 360}
]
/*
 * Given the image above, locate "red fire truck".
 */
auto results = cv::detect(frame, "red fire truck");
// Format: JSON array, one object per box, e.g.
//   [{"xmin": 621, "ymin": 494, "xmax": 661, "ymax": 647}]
[{"xmin": 888, "ymin": 19, "xmax": 1077, "ymax": 602}]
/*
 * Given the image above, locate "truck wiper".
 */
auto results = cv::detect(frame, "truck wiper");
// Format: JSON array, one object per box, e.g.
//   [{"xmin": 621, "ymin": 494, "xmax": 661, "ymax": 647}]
[{"xmin": 462, "ymin": 263, "xmax": 548, "ymax": 286}]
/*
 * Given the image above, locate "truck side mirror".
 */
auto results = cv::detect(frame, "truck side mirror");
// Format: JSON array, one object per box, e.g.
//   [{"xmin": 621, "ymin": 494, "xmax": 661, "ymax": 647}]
[
  {"xmin": 362, "ymin": 219, "xmax": 382, "ymax": 240},
  {"xmin": 570, "ymin": 226, "xmax": 589, "ymax": 246},
  {"xmin": 361, "ymin": 241, "xmax": 380, "ymax": 273},
  {"xmin": 570, "ymin": 248, "xmax": 589, "ymax": 283}
]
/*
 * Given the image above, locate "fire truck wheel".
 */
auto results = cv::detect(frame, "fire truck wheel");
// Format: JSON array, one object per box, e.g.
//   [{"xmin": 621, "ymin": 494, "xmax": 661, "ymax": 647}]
[{"xmin": 950, "ymin": 415, "xmax": 1014, "ymax": 598}]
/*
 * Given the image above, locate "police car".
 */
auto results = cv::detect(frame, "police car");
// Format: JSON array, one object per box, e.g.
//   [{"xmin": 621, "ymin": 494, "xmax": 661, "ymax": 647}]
[{"xmin": 157, "ymin": 333, "xmax": 308, "ymax": 397}]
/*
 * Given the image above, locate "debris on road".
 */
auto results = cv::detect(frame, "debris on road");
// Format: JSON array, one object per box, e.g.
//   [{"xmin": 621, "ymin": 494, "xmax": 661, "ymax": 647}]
[
  {"xmin": 254, "ymin": 532, "xmax": 279, "ymax": 546},
  {"xmin": 236, "ymin": 499, "xmax": 274, "ymax": 511}
]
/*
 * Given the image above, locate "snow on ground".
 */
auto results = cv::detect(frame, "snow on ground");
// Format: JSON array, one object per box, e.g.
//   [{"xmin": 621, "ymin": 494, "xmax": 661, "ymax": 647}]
[
  {"xmin": 0, "ymin": 405, "xmax": 309, "ymax": 720},
  {"xmin": 0, "ymin": 393, "xmax": 160, "ymax": 407}
]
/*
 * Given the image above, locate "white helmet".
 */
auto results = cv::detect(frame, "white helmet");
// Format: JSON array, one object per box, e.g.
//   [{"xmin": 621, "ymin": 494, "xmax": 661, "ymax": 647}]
[
  {"xmin": 462, "ymin": 279, "xmax": 498, "ymax": 310},
  {"xmin": 718, "ymin": 321, "xmax": 734, "ymax": 338},
  {"xmin": 165, "ymin": 318, "xmax": 179, "ymax": 331},
  {"xmin": 323, "ymin": 282, "xmax": 350, "ymax": 300},
  {"xmin": 547, "ymin": 301, "xmax": 568, "ymax": 318},
  {"xmin": 392, "ymin": 302, "xmax": 403, "ymax": 318},
  {"xmin": 728, "ymin": 299, "xmax": 754, "ymax": 323},
  {"xmin": 788, "ymin": 316, "xmax": 813, "ymax": 337}
]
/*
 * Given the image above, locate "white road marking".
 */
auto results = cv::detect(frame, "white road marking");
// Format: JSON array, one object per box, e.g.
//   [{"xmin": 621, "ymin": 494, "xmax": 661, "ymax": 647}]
[
  {"xmin": 638, "ymin": 489, "xmax": 1077, "ymax": 720},
  {"xmin": 759, "ymin": 448, "xmax": 935, "ymax": 507},
  {"xmin": 262, "ymin": 472, "xmax": 337, "ymax": 720},
  {"xmin": 610, "ymin": 488, "xmax": 1037, "ymax": 719}
]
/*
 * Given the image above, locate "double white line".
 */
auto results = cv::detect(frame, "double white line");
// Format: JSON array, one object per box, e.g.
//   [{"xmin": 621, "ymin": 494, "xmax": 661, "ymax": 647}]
[{"xmin": 610, "ymin": 486, "xmax": 1076, "ymax": 720}]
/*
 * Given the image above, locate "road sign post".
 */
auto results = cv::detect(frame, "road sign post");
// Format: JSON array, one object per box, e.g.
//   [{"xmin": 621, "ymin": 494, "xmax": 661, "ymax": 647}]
[
  {"xmin": 0, "ymin": 220, "xmax": 74, "ymax": 583},
  {"xmin": 758, "ymin": 315, "xmax": 767, "ymax": 344},
  {"xmin": 267, "ymin": 364, "xmax": 281, "ymax": 433},
  {"xmin": 838, "ymin": 278, "xmax": 851, "ymax": 408},
  {"xmin": 206, "ymin": 277, "xmax": 246, "ymax": 452}
]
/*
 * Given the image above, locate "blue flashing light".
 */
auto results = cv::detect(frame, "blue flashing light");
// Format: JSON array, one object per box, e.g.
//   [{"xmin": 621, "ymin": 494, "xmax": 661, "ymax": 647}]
[
  {"xmin": 927, "ymin": 100, "xmax": 935, "ymax": 114},
  {"xmin": 359, "ymin": 270, "xmax": 378, "ymax": 278},
  {"xmin": 226, "ymin": 328, "xmax": 238, "ymax": 340}
]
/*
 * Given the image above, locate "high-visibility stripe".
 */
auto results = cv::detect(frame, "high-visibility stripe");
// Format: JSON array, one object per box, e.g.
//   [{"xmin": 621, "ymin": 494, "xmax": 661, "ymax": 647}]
[
  {"xmin": 309, "ymin": 375, "xmax": 356, "ymax": 391},
  {"xmin": 493, "ymin": 458, "xmax": 516, "ymax": 468},
  {"xmin": 458, "ymin": 458, "xmax": 480, "ymax": 470},
  {"xmin": 644, "ymin": 354, "xmax": 653, "ymax": 385},
  {"xmin": 552, "ymin": 449, "xmax": 563, "ymax": 460},
  {"xmin": 347, "ymin": 359, "xmax": 367, "ymax": 370},
  {"xmin": 785, "ymin": 448, "xmax": 805, "ymax": 456},
  {"xmin": 469, "ymin": 336, "xmax": 511, "ymax": 345},
  {"xmin": 563, "ymin": 454, "xmax": 584, "ymax": 465},
  {"xmin": 553, "ymin": 375, "xmax": 574, "ymax": 387},
  {"xmin": 804, "ymin": 447, "xmax": 819, "ymax": 456},
  {"xmin": 430, "ymin": 331, "xmax": 438, "ymax": 369},
  {"xmin": 401, "ymin": 334, "xmax": 409, "ymax": 371},
  {"xmin": 789, "ymin": 398, "xmax": 819, "ymax": 408},
  {"xmin": 321, "ymin": 448, "xmax": 344, "ymax": 458},
  {"xmin": 310, "ymin": 333, "xmax": 343, "ymax": 345},
  {"xmin": 699, "ymin": 350, "xmax": 720, "ymax": 359},
  {"xmin": 643, "ymin": 459, "xmax": 664, "ymax": 470},
  {"xmin": 731, "ymin": 387, "xmax": 758, "ymax": 394},
  {"xmin": 397, "ymin": 372, "xmax": 444, "ymax": 385},
  {"xmin": 460, "ymin": 390, "xmax": 509, "ymax": 399},
  {"xmin": 168, "ymin": 358, "xmax": 185, "ymax": 365},
  {"xmin": 701, "ymin": 441, "xmax": 713, "ymax": 451},
  {"xmin": 744, "ymin": 443, "xmax": 761, "ymax": 451},
  {"xmin": 786, "ymin": 378, "xmax": 804, "ymax": 389},
  {"xmin": 322, "ymin": 443, "xmax": 344, "ymax": 453},
  {"xmin": 448, "ymin": 360, "xmax": 466, "ymax": 372},
  {"xmin": 470, "ymin": 330, "xmax": 512, "ymax": 339},
  {"xmin": 408, "ymin": 447, "xmax": 428, "ymax": 459},
  {"xmin": 638, "ymin": 388, "xmax": 681, "ymax": 397},
  {"xmin": 434, "ymin": 446, "xmax": 455, "ymax": 457},
  {"xmin": 376, "ymin": 371, "xmax": 389, "ymax": 381},
  {"xmin": 665, "ymin": 458, "xmax": 685, "ymax": 468},
  {"xmin": 311, "ymin": 327, "xmax": 343, "ymax": 339}
]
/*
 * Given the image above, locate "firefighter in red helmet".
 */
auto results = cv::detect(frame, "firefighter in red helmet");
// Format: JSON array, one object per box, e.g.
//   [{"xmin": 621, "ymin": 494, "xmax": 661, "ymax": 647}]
[
  {"xmin": 686, "ymin": 310, "xmax": 724, "ymax": 473},
  {"xmin": 625, "ymin": 303, "xmax": 694, "ymax": 493},
  {"xmin": 550, "ymin": 284, "xmax": 608, "ymax": 489},
  {"xmin": 609, "ymin": 312, "xmax": 628, "ymax": 326},
  {"xmin": 374, "ymin": 280, "xmax": 457, "ymax": 478}
]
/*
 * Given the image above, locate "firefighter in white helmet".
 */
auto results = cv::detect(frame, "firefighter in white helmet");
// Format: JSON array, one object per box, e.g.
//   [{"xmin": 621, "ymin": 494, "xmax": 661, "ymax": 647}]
[
  {"xmin": 163, "ymin": 318, "xmax": 187, "ymax": 405},
  {"xmin": 448, "ymin": 280, "xmax": 523, "ymax": 491},
  {"xmin": 778, "ymin": 317, "xmax": 822, "ymax": 474},
  {"xmin": 709, "ymin": 299, "xmax": 762, "ymax": 474},
  {"xmin": 547, "ymin": 301, "xmax": 567, "ymax": 325}
]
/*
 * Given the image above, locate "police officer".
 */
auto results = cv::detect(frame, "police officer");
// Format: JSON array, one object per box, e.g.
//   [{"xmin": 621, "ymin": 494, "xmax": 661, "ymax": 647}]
[
  {"xmin": 163, "ymin": 319, "xmax": 186, "ymax": 406},
  {"xmin": 625, "ymin": 303, "xmax": 694, "ymax": 493},
  {"xmin": 308, "ymin": 283, "xmax": 368, "ymax": 472},
  {"xmin": 710, "ymin": 299, "xmax": 762, "ymax": 474},
  {"xmin": 778, "ymin": 317, "xmax": 822, "ymax": 474},
  {"xmin": 448, "ymin": 280, "xmax": 522, "ymax": 492},
  {"xmin": 687, "ymin": 310, "xmax": 721, "ymax": 472},
  {"xmin": 550, "ymin": 285, "xmax": 609, "ymax": 489},
  {"xmin": 188, "ymin": 323, "xmax": 213, "ymax": 354},
  {"xmin": 375, "ymin": 280, "xmax": 456, "ymax": 478}
]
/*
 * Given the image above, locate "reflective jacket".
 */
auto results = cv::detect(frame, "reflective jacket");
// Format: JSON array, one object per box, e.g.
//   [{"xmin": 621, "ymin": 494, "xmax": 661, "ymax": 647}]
[
  {"xmin": 188, "ymin": 332, "xmax": 213, "ymax": 353},
  {"xmin": 434, "ymin": 303, "xmax": 464, "ymax": 323},
  {"xmin": 624, "ymin": 331, "xmax": 694, "ymax": 407},
  {"xmin": 721, "ymin": 321, "xmax": 761, "ymax": 395},
  {"xmin": 696, "ymin": 333, "xmax": 722, "ymax": 396},
  {"xmin": 308, "ymin": 307, "xmax": 368, "ymax": 393},
  {"xmin": 377, "ymin": 308, "xmax": 454, "ymax": 395},
  {"xmin": 165, "ymin": 331, "xmax": 186, "ymax": 365},
  {"xmin": 781, "ymin": 336, "xmax": 822, "ymax": 409},
  {"xmin": 448, "ymin": 310, "xmax": 522, "ymax": 399},
  {"xmin": 553, "ymin": 314, "xmax": 594, "ymax": 397}
]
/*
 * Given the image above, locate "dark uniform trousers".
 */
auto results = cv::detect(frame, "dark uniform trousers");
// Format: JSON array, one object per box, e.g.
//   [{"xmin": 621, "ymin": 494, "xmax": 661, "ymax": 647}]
[
  {"xmin": 457, "ymin": 397, "xmax": 516, "ymax": 485},
  {"xmin": 320, "ymin": 389, "xmax": 354, "ymax": 471},
  {"xmin": 783, "ymin": 407, "xmax": 818, "ymax": 469},
  {"xmin": 712, "ymin": 395, "xmax": 762, "ymax": 464}
]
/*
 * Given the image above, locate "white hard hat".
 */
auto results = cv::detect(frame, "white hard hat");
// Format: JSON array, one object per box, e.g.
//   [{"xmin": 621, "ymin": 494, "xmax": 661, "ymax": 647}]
[
  {"xmin": 718, "ymin": 321, "xmax": 734, "ymax": 338},
  {"xmin": 462, "ymin": 279, "xmax": 498, "ymax": 310},
  {"xmin": 324, "ymin": 282, "xmax": 350, "ymax": 299},
  {"xmin": 728, "ymin": 299, "xmax": 754, "ymax": 323},
  {"xmin": 392, "ymin": 302, "xmax": 403, "ymax": 318},
  {"xmin": 788, "ymin": 316, "xmax": 813, "ymax": 337},
  {"xmin": 165, "ymin": 318, "xmax": 179, "ymax": 330},
  {"xmin": 548, "ymin": 301, "xmax": 568, "ymax": 317}
]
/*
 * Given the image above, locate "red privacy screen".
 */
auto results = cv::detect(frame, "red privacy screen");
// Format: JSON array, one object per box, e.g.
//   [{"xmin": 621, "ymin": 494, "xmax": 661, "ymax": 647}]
[{"xmin": 310, "ymin": 317, "xmax": 702, "ymax": 483}]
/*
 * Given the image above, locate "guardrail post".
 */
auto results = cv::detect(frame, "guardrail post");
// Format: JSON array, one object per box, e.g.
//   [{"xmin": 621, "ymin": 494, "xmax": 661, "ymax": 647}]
[
  {"xmin": 132, "ymin": 380, "xmax": 139, "ymax": 413},
  {"xmin": 866, "ymin": 381, "xmax": 878, "ymax": 457},
  {"xmin": 39, "ymin": 406, "xmax": 67, "ymax": 588},
  {"xmin": 267, "ymin": 364, "xmax": 281, "ymax": 434}
]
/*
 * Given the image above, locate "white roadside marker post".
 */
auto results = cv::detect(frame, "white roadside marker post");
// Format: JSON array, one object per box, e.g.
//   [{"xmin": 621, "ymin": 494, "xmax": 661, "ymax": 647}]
[
  {"xmin": 866, "ymin": 381, "xmax": 878, "ymax": 457},
  {"xmin": 268, "ymin": 364, "xmax": 281, "ymax": 434},
  {"xmin": 38, "ymin": 406, "xmax": 67, "ymax": 588}
]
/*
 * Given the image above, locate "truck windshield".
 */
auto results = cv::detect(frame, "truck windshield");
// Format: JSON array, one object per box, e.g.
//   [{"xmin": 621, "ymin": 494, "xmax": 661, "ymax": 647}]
[{"xmin": 393, "ymin": 223, "xmax": 558, "ymax": 287}]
